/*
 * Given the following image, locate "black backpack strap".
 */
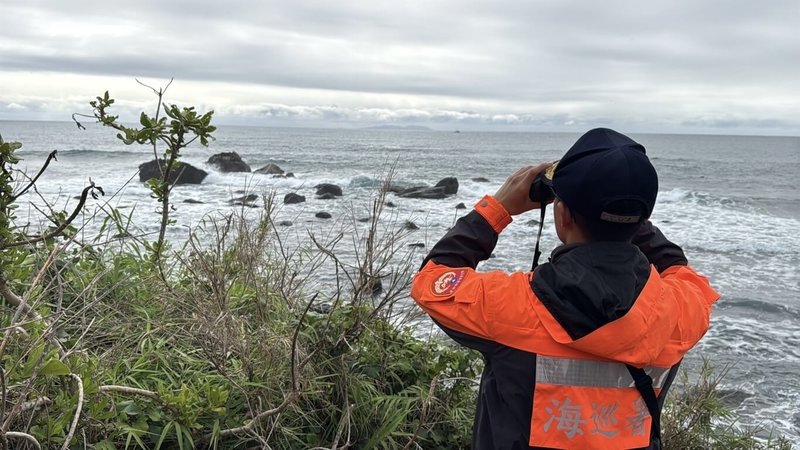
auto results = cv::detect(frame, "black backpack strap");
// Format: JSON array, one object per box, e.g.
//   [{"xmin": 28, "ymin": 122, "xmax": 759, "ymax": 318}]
[
  {"xmin": 531, "ymin": 204, "xmax": 548, "ymax": 270},
  {"xmin": 626, "ymin": 364, "xmax": 661, "ymax": 445}
]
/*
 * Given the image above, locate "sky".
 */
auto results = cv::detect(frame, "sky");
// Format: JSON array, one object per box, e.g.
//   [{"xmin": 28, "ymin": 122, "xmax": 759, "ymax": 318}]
[{"xmin": 0, "ymin": 0, "xmax": 798, "ymax": 135}]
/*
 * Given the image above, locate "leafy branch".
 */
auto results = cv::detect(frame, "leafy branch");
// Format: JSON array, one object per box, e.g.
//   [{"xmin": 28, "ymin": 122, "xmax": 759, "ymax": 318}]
[{"xmin": 74, "ymin": 84, "xmax": 216, "ymax": 262}]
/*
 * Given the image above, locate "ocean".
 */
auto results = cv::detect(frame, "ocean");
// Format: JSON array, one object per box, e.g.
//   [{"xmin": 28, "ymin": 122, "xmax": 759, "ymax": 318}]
[{"xmin": 3, "ymin": 120, "xmax": 800, "ymax": 442}]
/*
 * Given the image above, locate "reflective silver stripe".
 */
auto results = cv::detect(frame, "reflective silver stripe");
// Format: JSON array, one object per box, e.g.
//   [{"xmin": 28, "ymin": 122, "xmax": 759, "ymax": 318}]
[{"xmin": 536, "ymin": 355, "xmax": 671, "ymax": 389}]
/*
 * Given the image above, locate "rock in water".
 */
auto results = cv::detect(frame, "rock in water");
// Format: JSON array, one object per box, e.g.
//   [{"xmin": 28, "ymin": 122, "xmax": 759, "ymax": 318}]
[
  {"xmin": 455, "ymin": 202, "xmax": 466, "ymax": 209},
  {"xmin": 404, "ymin": 220, "xmax": 419, "ymax": 230},
  {"xmin": 284, "ymin": 193, "xmax": 306, "ymax": 204},
  {"xmin": 229, "ymin": 194, "xmax": 258, "ymax": 207},
  {"xmin": 471, "ymin": 177, "xmax": 490, "ymax": 182},
  {"xmin": 255, "ymin": 163, "xmax": 284, "ymax": 175},
  {"xmin": 397, "ymin": 186, "xmax": 448, "ymax": 199},
  {"xmin": 369, "ymin": 279, "xmax": 383, "ymax": 297},
  {"xmin": 183, "ymin": 199, "xmax": 204, "ymax": 204},
  {"xmin": 310, "ymin": 303, "xmax": 333, "ymax": 314},
  {"xmin": 435, "ymin": 177, "xmax": 459, "ymax": 195},
  {"xmin": 208, "ymin": 152, "xmax": 251, "ymax": 172},
  {"xmin": 317, "ymin": 193, "xmax": 337, "ymax": 200},
  {"xmin": 230, "ymin": 193, "xmax": 257, "ymax": 203},
  {"xmin": 315, "ymin": 183, "xmax": 343, "ymax": 197},
  {"xmin": 315, "ymin": 211, "xmax": 332, "ymax": 219},
  {"xmin": 139, "ymin": 160, "xmax": 207, "ymax": 185}
]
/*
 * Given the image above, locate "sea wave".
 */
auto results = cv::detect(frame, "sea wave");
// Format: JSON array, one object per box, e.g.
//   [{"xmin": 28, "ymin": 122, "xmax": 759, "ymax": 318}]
[
  {"xmin": 21, "ymin": 148, "xmax": 141, "ymax": 156},
  {"xmin": 718, "ymin": 297, "xmax": 800, "ymax": 320},
  {"xmin": 653, "ymin": 189, "xmax": 800, "ymax": 257}
]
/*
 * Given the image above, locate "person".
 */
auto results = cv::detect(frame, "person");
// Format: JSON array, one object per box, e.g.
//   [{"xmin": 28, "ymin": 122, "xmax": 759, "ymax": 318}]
[{"xmin": 410, "ymin": 128, "xmax": 719, "ymax": 450}]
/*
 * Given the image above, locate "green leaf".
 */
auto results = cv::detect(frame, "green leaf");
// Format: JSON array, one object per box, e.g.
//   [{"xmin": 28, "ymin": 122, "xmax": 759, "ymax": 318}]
[
  {"xmin": 41, "ymin": 358, "xmax": 71, "ymax": 376},
  {"xmin": 122, "ymin": 400, "xmax": 142, "ymax": 416},
  {"xmin": 21, "ymin": 342, "xmax": 46, "ymax": 378},
  {"xmin": 94, "ymin": 440, "xmax": 117, "ymax": 450},
  {"xmin": 155, "ymin": 421, "xmax": 174, "ymax": 450}
]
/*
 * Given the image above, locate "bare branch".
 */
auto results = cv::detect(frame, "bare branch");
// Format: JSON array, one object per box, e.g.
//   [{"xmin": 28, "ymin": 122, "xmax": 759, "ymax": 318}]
[
  {"xmin": 8, "ymin": 150, "xmax": 58, "ymax": 202},
  {"xmin": 5, "ymin": 432, "xmax": 41, "ymax": 450},
  {"xmin": 331, "ymin": 403, "xmax": 353, "ymax": 450},
  {"xmin": 59, "ymin": 373, "xmax": 84, "ymax": 450},
  {"xmin": 403, "ymin": 375, "xmax": 439, "ymax": 450},
  {"xmin": 1, "ymin": 182, "xmax": 104, "ymax": 250},
  {"xmin": 0, "ymin": 276, "xmax": 41, "ymax": 321},
  {"xmin": 0, "ymin": 364, "xmax": 5, "ymax": 450},
  {"xmin": 135, "ymin": 77, "xmax": 173, "ymax": 97},
  {"xmin": 70, "ymin": 113, "xmax": 91, "ymax": 130},
  {"xmin": 216, "ymin": 293, "xmax": 318, "ymax": 440},
  {"xmin": 98, "ymin": 385, "xmax": 161, "ymax": 402}
]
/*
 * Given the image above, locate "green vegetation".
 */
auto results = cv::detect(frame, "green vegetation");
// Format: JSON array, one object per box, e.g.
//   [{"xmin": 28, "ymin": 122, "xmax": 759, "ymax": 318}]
[{"xmin": 0, "ymin": 90, "xmax": 791, "ymax": 449}]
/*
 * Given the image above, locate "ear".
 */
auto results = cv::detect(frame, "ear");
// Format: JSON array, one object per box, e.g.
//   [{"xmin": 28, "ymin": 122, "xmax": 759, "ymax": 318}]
[{"xmin": 554, "ymin": 199, "xmax": 573, "ymax": 230}]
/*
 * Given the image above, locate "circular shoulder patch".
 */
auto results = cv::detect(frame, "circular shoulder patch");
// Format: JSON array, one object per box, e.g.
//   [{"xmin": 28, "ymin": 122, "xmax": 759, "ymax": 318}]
[{"xmin": 431, "ymin": 270, "xmax": 466, "ymax": 297}]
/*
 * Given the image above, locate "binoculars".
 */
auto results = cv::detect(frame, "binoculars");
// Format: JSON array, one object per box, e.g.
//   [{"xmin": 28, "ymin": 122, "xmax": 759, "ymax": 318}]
[{"xmin": 528, "ymin": 161, "xmax": 559, "ymax": 204}]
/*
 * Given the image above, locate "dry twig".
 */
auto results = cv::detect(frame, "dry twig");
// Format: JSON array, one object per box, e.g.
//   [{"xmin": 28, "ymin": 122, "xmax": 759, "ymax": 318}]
[
  {"xmin": 5, "ymin": 431, "xmax": 41, "ymax": 450},
  {"xmin": 59, "ymin": 373, "xmax": 84, "ymax": 450}
]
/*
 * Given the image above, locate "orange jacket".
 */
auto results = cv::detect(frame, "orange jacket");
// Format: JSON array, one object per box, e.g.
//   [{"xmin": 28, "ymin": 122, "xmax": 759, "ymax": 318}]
[{"xmin": 411, "ymin": 195, "xmax": 719, "ymax": 450}]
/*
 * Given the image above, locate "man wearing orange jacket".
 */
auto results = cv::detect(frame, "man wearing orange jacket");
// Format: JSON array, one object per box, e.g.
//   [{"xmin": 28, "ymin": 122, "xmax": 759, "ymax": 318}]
[{"xmin": 411, "ymin": 128, "xmax": 719, "ymax": 450}]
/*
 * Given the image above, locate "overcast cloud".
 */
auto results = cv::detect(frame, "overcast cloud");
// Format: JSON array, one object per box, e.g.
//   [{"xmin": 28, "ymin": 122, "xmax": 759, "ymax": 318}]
[{"xmin": 0, "ymin": 0, "xmax": 797, "ymax": 134}]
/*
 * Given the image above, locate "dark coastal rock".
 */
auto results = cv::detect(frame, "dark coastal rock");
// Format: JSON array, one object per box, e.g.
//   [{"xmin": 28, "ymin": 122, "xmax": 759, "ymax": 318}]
[
  {"xmin": 229, "ymin": 194, "xmax": 258, "ymax": 207},
  {"xmin": 284, "ymin": 193, "xmax": 306, "ymax": 204},
  {"xmin": 385, "ymin": 201, "xmax": 396, "ymax": 208},
  {"xmin": 208, "ymin": 152, "xmax": 251, "ymax": 173},
  {"xmin": 408, "ymin": 243, "xmax": 426, "ymax": 249},
  {"xmin": 435, "ymin": 177, "xmax": 459, "ymax": 195},
  {"xmin": 394, "ymin": 185, "xmax": 427, "ymax": 195},
  {"xmin": 254, "ymin": 163, "xmax": 284, "ymax": 175},
  {"xmin": 317, "ymin": 193, "xmax": 337, "ymax": 200},
  {"xmin": 310, "ymin": 303, "xmax": 333, "ymax": 314},
  {"xmin": 404, "ymin": 220, "xmax": 419, "ymax": 230},
  {"xmin": 471, "ymin": 177, "xmax": 490, "ymax": 182},
  {"xmin": 315, "ymin": 211, "xmax": 332, "ymax": 219},
  {"xmin": 277, "ymin": 220, "xmax": 293, "ymax": 227},
  {"xmin": 718, "ymin": 389, "xmax": 753, "ymax": 409},
  {"xmin": 315, "ymin": 183, "xmax": 343, "ymax": 197},
  {"xmin": 397, "ymin": 186, "xmax": 448, "ymax": 199},
  {"xmin": 230, "ymin": 194, "xmax": 258, "ymax": 203},
  {"xmin": 357, "ymin": 217, "xmax": 371, "ymax": 223},
  {"xmin": 183, "ymin": 199, "xmax": 204, "ymax": 204},
  {"xmin": 139, "ymin": 159, "xmax": 208, "ymax": 185},
  {"xmin": 455, "ymin": 202, "xmax": 467, "ymax": 210},
  {"xmin": 368, "ymin": 279, "xmax": 383, "ymax": 297},
  {"xmin": 285, "ymin": 172, "xmax": 295, "ymax": 178},
  {"xmin": 395, "ymin": 178, "xmax": 458, "ymax": 199},
  {"xmin": 524, "ymin": 219, "xmax": 541, "ymax": 226}
]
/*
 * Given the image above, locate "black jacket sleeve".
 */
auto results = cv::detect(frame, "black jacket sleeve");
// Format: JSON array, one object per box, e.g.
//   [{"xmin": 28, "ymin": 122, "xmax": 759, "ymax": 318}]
[
  {"xmin": 421, "ymin": 210, "xmax": 498, "ymax": 269},
  {"xmin": 631, "ymin": 220, "xmax": 688, "ymax": 273}
]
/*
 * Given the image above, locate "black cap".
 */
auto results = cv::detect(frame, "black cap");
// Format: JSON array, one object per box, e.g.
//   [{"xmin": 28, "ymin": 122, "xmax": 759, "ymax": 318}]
[{"xmin": 551, "ymin": 128, "xmax": 657, "ymax": 224}]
